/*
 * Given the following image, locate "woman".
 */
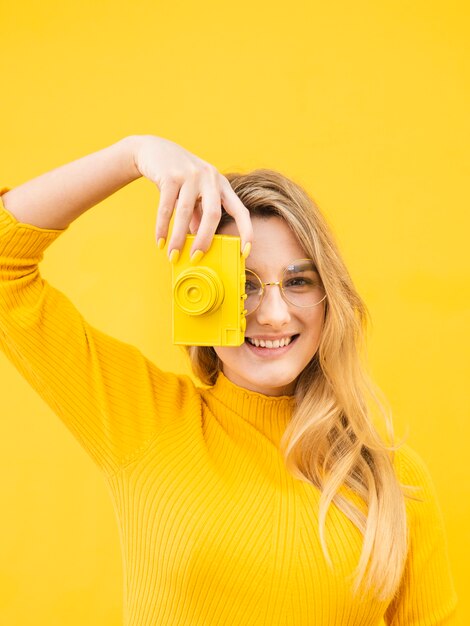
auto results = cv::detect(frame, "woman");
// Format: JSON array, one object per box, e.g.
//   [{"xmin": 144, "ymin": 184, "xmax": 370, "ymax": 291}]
[{"xmin": 0, "ymin": 135, "xmax": 457, "ymax": 625}]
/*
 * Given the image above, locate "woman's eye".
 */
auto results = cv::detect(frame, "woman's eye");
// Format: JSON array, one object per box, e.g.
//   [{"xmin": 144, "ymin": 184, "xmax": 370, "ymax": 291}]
[
  {"xmin": 285, "ymin": 277, "xmax": 310, "ymax": 288},
  {"xmin": 245, "ymin": 280, "xmax": 260, "ymax": 293}
]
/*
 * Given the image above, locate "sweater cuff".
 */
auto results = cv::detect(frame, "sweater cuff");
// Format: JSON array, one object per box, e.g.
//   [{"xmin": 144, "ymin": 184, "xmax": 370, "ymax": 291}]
[{"xmin": 0, "ymin": 193, "xmax": 67, "ymax": 259}]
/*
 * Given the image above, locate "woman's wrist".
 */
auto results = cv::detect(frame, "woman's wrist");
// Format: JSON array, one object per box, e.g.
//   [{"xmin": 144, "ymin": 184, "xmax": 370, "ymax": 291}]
[
  {"xmin": 114, "ymin": 135, "xmax": 147, "ymax": 183},
  {"xmin": 122, "ymin": 134, "xmax": 165, "ymax": 182}
]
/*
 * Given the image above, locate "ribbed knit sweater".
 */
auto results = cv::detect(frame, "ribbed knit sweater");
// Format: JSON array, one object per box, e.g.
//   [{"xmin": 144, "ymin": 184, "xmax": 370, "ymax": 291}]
[{"xmin": 0, "ymin": 198, "xmax": 458, "ymax": 625}]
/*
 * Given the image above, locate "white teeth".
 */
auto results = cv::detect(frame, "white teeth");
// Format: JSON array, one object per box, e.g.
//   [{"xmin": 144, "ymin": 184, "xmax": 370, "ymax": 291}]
[{"xmin": 247, "ymin": 336, "xmax": 294, "ymax": 348}]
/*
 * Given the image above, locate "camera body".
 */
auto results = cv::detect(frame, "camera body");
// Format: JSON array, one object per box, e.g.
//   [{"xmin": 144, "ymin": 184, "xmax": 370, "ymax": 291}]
[{"xmin": 172, "ymin": 235, "xmax": 247, "ymax": 346}]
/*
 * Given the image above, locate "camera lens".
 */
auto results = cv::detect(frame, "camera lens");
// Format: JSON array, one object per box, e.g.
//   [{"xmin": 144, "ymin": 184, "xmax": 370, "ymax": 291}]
[{"xmin": 174, "ymin": 267, "xmax": 225, "ymax": 316}]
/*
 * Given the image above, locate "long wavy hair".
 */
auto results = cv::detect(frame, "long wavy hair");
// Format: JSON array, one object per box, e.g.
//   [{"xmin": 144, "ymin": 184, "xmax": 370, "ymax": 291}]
[{"xmin": 186, "ymin": 169, "xmax": 408, "ymax": 600}]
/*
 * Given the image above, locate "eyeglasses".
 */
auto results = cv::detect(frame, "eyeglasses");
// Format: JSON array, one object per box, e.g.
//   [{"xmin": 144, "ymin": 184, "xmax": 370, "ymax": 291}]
[{"xmin": 244, "ymin": 259, "xmax": 327, "ymax": 315}]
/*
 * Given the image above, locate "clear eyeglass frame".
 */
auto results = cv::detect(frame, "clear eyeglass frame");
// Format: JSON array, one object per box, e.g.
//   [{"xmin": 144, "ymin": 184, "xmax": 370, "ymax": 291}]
[{"xmin": 244, "ymin": 258, "xmax": 327, "ymax": 316}]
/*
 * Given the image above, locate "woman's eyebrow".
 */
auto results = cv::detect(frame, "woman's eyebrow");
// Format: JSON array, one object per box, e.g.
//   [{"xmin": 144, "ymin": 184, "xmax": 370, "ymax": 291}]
[
  {"xmin": 286, "ymin": 261, "xmax": 317, "ymax": 272},
  {"xmin": 245, "ymin": 261, "xmax": 317, "ymax": 273},
  {"xmin": 244, "ymin": 261, "xmax": 263, "ymax": 272}
]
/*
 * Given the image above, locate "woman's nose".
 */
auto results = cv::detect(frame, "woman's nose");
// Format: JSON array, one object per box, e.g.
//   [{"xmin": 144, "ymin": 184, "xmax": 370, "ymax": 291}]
[{"xmin": 255, "ymin": 284, "xmax": 291, "ymax": 327}]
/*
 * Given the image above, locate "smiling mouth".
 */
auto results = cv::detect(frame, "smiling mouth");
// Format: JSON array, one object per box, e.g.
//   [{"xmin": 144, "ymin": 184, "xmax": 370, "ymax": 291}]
[{"xmin": 245, "ymin": 335, "xmax": 299, "ymax": 349}]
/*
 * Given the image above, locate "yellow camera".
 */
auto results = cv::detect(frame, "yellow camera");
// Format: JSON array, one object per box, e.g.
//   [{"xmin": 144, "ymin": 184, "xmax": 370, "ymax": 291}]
[{"xmin": 172, "ymin": 235, "xmax": 247, "ymax": 346}]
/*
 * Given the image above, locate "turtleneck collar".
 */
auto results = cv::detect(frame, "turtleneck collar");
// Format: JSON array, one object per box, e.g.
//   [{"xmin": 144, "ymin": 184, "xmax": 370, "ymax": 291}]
[{"xmin": 201, "ymin": 372, "xmax": 296, "ymax": 446}]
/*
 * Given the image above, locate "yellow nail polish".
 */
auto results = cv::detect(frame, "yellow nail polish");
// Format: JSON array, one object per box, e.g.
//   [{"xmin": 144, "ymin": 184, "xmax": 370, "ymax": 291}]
[
  {"xmin": 169, "ymin": 249, "xmax": 180, "ymax": 264},
  {"xmin": 242, "ymin": 242, "xmax": 251, "ymax": 259},
  {"xmin": 190, "ymin": 249, "xmax": 204, "ymax": 265},
  {"xmin": 157, "ymin": 237, "xmax": 166, "ymax": 250}
]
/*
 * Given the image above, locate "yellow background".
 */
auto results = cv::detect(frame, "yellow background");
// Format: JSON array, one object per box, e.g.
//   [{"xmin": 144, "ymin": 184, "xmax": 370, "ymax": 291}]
[{"xmin": 1, "ymin": 1, "xmax": 468, "ymax": 624}]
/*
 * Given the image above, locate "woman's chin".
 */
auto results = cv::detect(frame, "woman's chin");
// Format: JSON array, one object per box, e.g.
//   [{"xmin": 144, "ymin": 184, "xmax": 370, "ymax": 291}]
[{"xmin": 222, "ymin": 367, "xmax": 296, "ymax": 397}]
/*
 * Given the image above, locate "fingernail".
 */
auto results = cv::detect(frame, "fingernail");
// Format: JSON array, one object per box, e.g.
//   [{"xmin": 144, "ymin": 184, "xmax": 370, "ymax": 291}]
[
  {"xmin": 190, "ymin": 249, "xmax": 204, "ymax": 265},
  {"xmin": 242, "ymin": 242, "xmax": 251, "ymax": 259},
  {"xmin": 157, "ymin": 237, "xmax": 166, "ymax": 250},
  {"xmin": 169, "ymin": 249, "xmax": 180, "ymax": 264}
]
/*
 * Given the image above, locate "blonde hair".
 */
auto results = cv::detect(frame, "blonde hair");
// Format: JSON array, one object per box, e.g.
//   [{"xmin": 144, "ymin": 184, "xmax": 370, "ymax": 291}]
[{"xmin": 186, "ymin": 169, "xmax": 408, "ymax": 600}]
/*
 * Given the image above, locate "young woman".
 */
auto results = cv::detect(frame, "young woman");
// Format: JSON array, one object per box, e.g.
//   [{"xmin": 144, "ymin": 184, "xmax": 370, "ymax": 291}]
[{"xmin": 0, "ymin": 135, "xmax": 457, "ymax": 625}]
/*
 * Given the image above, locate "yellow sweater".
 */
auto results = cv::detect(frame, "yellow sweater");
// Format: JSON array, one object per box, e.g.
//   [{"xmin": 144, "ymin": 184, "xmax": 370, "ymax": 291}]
[{"xmin": 0, "ymin": 199, "xmax": 458, "ymax": 625}]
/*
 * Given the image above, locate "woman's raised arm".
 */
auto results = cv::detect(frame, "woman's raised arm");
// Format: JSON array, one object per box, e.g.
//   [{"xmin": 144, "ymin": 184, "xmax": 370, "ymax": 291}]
[
  {"xmin": 0, "ymin": 135, "xmax": 252, "ymax": 476},
  {"xmin": 2, "ymin": 135, "xmax": 253, "ymax": 257}
]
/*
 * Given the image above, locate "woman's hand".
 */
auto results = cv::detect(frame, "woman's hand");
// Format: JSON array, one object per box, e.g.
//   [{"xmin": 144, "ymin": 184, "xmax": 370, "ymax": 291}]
[
  {"xmin": 132, "ymin": 135, "xmax": 253, "ymax": 260},
  {"xmin": 1, "ymin": 134, "xmax": 252, "ymax": 256}
]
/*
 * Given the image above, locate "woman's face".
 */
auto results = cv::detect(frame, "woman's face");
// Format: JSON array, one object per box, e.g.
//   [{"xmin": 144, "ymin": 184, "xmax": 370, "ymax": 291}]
[{"xmin": 214, "ymin": 216, "xmax": 326, "ymax": 396}]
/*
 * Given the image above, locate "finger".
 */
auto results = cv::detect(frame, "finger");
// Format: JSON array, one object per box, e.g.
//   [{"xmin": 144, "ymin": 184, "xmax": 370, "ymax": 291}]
[
  {"xmin": 167, "ymin": 179, "xmax": 200, "ymax": 256},
  {"xmin": 155, "ymin": 179, "xmax": 180, "ymax": 245},
  {"xmin": 219, "ymin": 176, "xmax": 253, "ymax": 255},
  {"xmin": 189, "ymin": 199, "xmax": 203, "ymax": 234},
  {"xmin": 189, "ymin": 188, "xmax": 222, "ymax": 255}
]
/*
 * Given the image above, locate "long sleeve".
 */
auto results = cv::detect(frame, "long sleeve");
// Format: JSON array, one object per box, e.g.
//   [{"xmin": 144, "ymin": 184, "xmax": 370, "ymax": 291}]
[
  {"xmin": 385, "ymin": 445, "xmax": 458, "ymax": 625},
  {"xmin": 0, "ymin": 193, "xmax": 460, "ymax": 626},
  {"xmin": 0, "ymin": 197, "xmax": 190, "ymax": 478}
]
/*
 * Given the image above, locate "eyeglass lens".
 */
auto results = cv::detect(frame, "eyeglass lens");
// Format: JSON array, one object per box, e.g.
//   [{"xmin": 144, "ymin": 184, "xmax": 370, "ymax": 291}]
[{"xmin": 244, "ymin": 259, "xmax": 326, "ymax": 315}]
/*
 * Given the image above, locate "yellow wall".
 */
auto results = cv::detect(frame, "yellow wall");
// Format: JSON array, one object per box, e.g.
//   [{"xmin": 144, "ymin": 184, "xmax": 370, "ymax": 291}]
[{"xmin": 1, "ymin": 1, "xmax": 468, "ymax": 623}]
